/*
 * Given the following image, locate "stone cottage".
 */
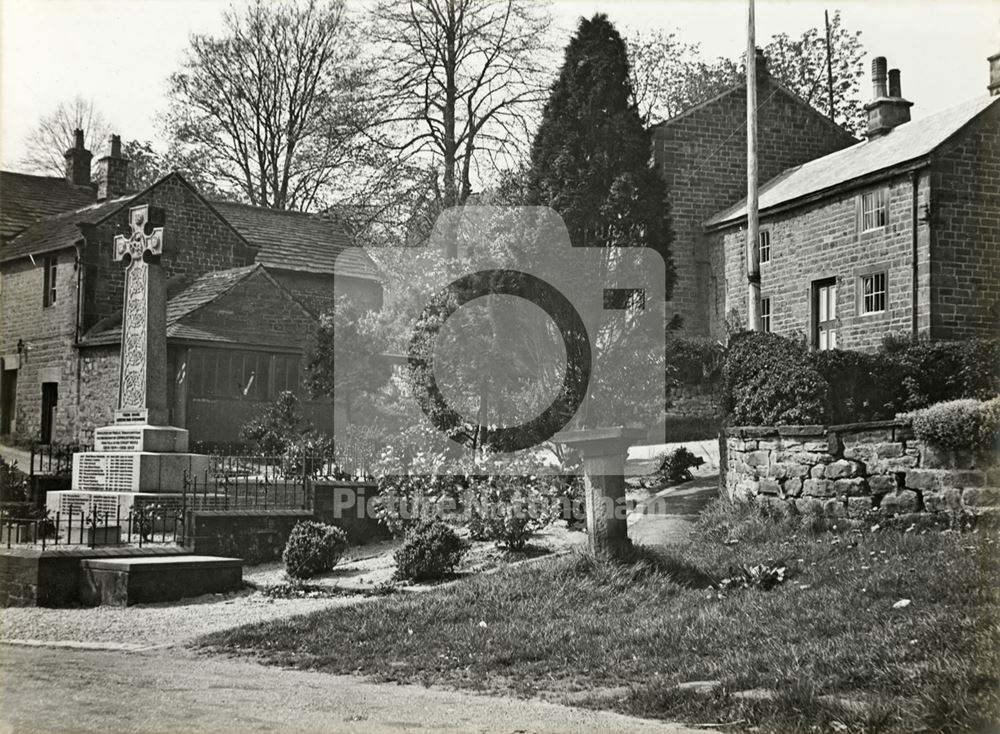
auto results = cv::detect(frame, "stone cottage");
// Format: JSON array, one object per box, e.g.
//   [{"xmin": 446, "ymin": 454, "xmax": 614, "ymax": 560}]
[
  {"xmin": 0, "ymin": 135, "xmax": 381, "ymax": 446},
  {"xmin": 652, "ymin": 50, "xmax": 858, "ymax": 335},
  {"xmin": 705, "ymin": 55, "xmax": 1000, "ymax": 350}
]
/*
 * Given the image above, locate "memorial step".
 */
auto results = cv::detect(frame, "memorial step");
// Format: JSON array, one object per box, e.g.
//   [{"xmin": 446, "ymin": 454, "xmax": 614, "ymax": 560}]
[
  {"xmin": 78, "ymin": 555, "xmax": 243, "ymax": 606},
  {"xmin": 72, "ymin": 451, "xmax": 209, "ymax": 493}
]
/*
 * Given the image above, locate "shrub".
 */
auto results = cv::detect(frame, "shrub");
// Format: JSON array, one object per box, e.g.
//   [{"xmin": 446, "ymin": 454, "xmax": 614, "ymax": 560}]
[
  {"xmin": 655, "ymin": 446, "xmax": 705, "ymax": 484},
  {"xmin": 907, "ymin": 397, "xmax": 1000, "ymax": 452},
  {"xmin": 467, "ymin": 476, "xmax": 557, "ymax": 550},
  {"xmin": 393, "ymin": 520, "xmax": 469, "ymax": 581},
  {"xmin": 283, "ymin": 521, "xmax": 349, "ymax": 579},
  {"xmin": 892, "ymin": 338, "xmax": 1000, "ymax": 410},
  {"xmin": 0, "ymin": 457, "xmax": 29, "ymax": 503},
  {"xmin": 665, "ymin": 336, "xmax": 725, "ymax": 386},
  {"xmin": 722, "ymin": 332, "xmax": 827, "ymax": 425},
  {"xmin": 808, "ymin": 349, "xmax": 903, "ymax": 423}
]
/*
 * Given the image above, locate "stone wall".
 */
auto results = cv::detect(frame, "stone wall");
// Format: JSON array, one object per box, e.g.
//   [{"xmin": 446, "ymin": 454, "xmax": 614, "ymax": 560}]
[
  {"xmin": 726, "ymin": 421, "xmax": 999, "ymax": 518},
  {"xmin": 0, "ymin": 546, "xmax": 190, "ymax": 607},
  {"xmin": 0, "ymin": 250, "xmax": 82, "ymax": 442},
  {"xmin": 927, "ymin": 101, "xmax": 1000, "ymax": 340},
  {"xmin": 184, "ymin": 509, "xmax": 313, "ymax": 565},
  {"xmin": 653, "ymin": 67, "xmax": 855, "ymax": 337},
  {"xmin": 715, "ymin": 170, "xmax": 932, "ymax": 351}
]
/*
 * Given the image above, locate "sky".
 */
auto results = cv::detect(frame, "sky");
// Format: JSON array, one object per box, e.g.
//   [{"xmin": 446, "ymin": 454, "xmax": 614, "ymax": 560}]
[{"xmin": 1, "ymin": 0, "xmax": 998, "ymax": 170}]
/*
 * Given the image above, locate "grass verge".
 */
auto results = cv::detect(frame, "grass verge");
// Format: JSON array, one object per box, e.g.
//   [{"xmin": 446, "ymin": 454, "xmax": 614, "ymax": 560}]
[{"xmin": 199, "ymin": 501, "xmax": 1000, "ymax": 733}]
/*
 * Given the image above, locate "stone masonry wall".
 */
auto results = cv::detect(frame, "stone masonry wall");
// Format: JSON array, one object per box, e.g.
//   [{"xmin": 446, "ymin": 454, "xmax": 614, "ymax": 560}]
[
  {"xmin": 81, "ymin": 175, "xmax": 256, "ymax": 333},
  {"xmin": 726, "ymin": 421, "xmax": 999, "ymax": 519},
  {"xmin": 927, "ymin": 101, "xmax": 1000, "ymax": 340},
  {"xmin": 0, "ymin": 251, "xmax": 82, "ymax": 442},
  {"xmin": 653, "ymin": 72, "xmax": 855, "ymax": 337},
  {"xmin": 715, "ymin": 170, "xmax": 932, "ymax": 352}
]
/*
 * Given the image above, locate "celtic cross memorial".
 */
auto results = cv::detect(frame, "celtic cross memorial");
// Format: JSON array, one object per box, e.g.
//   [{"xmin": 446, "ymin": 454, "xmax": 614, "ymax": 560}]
[{"xmin": 112, "ymin": 204, "xmax": 168, "ymax": 426}]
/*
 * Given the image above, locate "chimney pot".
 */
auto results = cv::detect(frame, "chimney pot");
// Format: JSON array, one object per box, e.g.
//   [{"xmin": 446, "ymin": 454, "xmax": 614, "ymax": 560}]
[
  {"xmin": 865, "ymin": 58, "xmax": 912, "ymax": 139},
  {"xmin": 96, "ymin": 133, "xmax": 130, "ymax": 200},
  {"xmin": 888, "ymin": 69, "xmax": 901, "ymax": 98},
  {"xmin": 872, "ymin": 56, "xmax": 888, "ymax": 98},
  {"xmin": 64, "ymin": 128, "xmax": 92, "ymax": 187},
  {"xmin": 989, "ymin": 52, "xmax": 1000, "ymax": 97}
]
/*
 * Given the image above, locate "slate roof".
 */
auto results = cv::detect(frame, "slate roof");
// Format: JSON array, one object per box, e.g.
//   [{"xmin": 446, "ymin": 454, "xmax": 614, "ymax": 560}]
[
  {"xmin": 0, "ymin": 171, "xmax": 97, "ymax": 241},
  {"xmin": 706, "ymin": 95, "xmax": 1000, "ymax": 228},
  {"xmin": 211, "ymin": 200, "xmax": 378, "ymax": 280},
  {"xmin": 81, "ymin": 264, "xmax": 312, "ymax": 348},
  {"xmin": 0, "ymin": 196, "xmax": 132, "ymax": 262}
]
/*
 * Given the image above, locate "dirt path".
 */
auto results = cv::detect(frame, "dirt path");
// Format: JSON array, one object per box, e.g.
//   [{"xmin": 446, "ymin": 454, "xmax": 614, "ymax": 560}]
[{"xmin": 0, "ymin": 645, "xmax": 715, "ymax": 734}]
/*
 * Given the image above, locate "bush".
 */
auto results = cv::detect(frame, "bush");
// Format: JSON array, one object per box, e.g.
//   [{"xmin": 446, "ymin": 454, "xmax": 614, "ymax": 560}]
[
  {"xmin": 722, "ymin": 332, "xmax": 828, "ymax": 425},
  {"xmin": 393, "ymin": 520, "xmax": 469, "ymax": 581},
  {"xmin": 665, "ymin": 336, "xmax": 725, "ymax": 386},
  {"xmin": 283, "ymin": 521, "xmax": 349, "ymax": 579},
  {"xmin": 907, "ymin": 397, "xmax": 1000, "ymax": 452},
  {"xmin": 808, "ymin": 349, "xmax": 903, "ymax": 424},
  {"xmin": 892, "ymin": 339, "xmax": 1000, "ymax": 410},
  {"xmin": 467, "ymin": 477, "xmax": 557, "ymax": 550},
  {"xmin": 655, "ymin": 446, "xmax": 705, "ymax": 484}
]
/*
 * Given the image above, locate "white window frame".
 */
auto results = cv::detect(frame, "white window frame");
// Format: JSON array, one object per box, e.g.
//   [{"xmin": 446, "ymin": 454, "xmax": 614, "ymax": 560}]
[
  {"xmin": 758, "ymin": 229, "xmax": 771, "ymax": 264},
  {"xmin": 859, "ymin": 271, "xmax": 887, "ymax": 315},
  {"xmin": 760, "ymin": 296, "xmax": 772, "ymax": 332},
  {"xmin": 860, "ymin": 189, "xmax": 888, "ymax": 233}
]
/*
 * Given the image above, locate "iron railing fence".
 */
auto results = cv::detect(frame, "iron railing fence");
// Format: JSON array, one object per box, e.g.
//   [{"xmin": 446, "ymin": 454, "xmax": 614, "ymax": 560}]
[
  {"xmin": 0, "ymin": 504, "xmax": 182, "ymax": 550},
  {"xmin": 28, "ymin": 442, "xmax": 81, "ymax": 477},
  {"xmin": 182, "ymin": 451, "xmax": 353, "ymax": 511}
]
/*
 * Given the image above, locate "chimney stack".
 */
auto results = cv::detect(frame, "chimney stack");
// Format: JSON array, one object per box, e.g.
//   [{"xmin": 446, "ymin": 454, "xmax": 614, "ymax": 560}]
[
  {"xmin": 96, "ymin": 134, "xmax": 130, "ymax": 200},
  {"xmin": 864, "ymin": 56, "xmax": 912, "ymax": 139},
  {"xmin": 989, "ymin": 51, "xmax": 1000, "ymax": 97},
  {"xmin": 872, "ymin": 56, "xmax": 888, "ymax": 98},
  {"xmin": 64, "ymin": 128, "xmax": 92, "ymax": 186}
]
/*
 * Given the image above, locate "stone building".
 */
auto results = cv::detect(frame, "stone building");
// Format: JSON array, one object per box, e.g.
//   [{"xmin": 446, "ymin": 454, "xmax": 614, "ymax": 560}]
[
  {"xmin": 705, "ymin": 56, "xmax": 1000, "ymax": 350},
  {"xmin": 653, "ymin": 51, "xmax": 858, "ymax": 335},
  {"xmin": 0, "ymin": 135, "xmax": 380, "ymax": 446}
]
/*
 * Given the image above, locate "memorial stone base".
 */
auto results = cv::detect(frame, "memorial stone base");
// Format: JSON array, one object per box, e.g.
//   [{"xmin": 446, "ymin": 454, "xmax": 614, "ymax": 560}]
[{"xmin": 51, "ymin": 423, "xmax": 210, "ymax": 520}]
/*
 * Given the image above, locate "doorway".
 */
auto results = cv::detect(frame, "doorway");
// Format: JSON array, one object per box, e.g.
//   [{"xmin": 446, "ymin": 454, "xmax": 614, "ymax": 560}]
[
  {"xmin": 0, "ymin": 369, "xmax": 16, "ymax": 435},
  {"xmin": 812, "ymin": 279, "xmax": 839, "ymax": 350},
  {"xmin": 40, "ymin": 382, "xmax": 58, "ymax": 444}
]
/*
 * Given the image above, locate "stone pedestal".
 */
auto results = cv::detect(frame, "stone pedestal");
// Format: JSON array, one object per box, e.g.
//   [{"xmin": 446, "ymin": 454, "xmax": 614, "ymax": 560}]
[
  {"xmin": 554, "ymin": 427, "xmax": 646, "ymax": 559},
  {"xmin": 94, "ymin": 424, "xmax": 190, "ymax": 453}
]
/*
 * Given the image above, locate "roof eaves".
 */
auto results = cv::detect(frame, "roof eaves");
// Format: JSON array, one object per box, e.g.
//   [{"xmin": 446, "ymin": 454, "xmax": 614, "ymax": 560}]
[
  {"xmin": 704, "ymin": 155, "xmax": 932, "ymax": 231},
  {"xmin": 253, "ymin": 264, "xmax": 321, "ymax": 320}
]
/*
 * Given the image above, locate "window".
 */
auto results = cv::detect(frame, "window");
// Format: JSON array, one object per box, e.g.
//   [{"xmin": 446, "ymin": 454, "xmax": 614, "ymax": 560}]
[
  {"xmin": 758, "ymin": 230, "xmax": 771, "ymax": 264},
  {"xmin": 43, "ymin": 256, "xmax": 57, "ymax": 307},
  {"xmin": 860, "ymin": 272, "xmax": 887, "ymax": 314},
  {"xmin": 760, "ymin": 297, "xmax": 772, "ymax": 332},
  {"xmin": 813, "ymin": 279, "xmax": 838, "ymax": 350},
  {"xmin": 860, "ymin": 189, "xmax": 888, "ymax": 232}
]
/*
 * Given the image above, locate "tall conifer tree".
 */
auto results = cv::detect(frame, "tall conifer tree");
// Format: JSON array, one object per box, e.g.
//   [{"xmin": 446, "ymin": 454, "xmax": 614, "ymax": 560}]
[{"xmin": 528, "ymin": 13, "xmax": 674, "ymax": 299}]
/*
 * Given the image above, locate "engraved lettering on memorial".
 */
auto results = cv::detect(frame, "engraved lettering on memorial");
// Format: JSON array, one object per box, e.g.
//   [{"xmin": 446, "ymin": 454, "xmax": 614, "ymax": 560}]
[{"xmin": 112, "ymin": 204, "xmax": 163, "ymax": 423}]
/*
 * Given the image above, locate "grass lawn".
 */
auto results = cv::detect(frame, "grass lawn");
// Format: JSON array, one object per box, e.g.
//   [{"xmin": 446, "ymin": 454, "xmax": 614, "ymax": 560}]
[{"xmin": 200, "ymin": 502, "xmax": 1000, "ymax": 734}]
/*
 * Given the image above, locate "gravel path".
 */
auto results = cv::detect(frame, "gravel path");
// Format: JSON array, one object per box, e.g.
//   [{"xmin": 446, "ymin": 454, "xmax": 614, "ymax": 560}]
[{"xmin": 0, "ymin": 589, "xmax": 366, "ymax": 648}]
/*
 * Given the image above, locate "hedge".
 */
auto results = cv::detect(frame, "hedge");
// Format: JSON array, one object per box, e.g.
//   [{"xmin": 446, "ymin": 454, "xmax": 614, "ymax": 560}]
[{"xmin": 722, "ymin": 333, "xmax": 1000, "ymax": 426}]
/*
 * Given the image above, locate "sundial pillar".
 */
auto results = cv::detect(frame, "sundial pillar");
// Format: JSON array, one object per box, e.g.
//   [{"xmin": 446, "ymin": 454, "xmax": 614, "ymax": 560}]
[{"xmin": 112, "ymin": 204, "xmax": 169, "ymax": 426}]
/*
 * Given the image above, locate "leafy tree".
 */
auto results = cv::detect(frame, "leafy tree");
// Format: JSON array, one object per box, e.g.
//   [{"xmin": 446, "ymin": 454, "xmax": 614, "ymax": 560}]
[
  {"xmin": 762, "ymin": 11, "xmax": 866, "ymax": 135},
  {"xmin": 367, "ymin": 0, "xmax": 553, "ymax": 248},
  {"xmin": 21, "ymin": 97, "xmax": 114, "ymax": 175},
  {"xmin": 627, "ymin": 30, "xmax": 738, "ymax": 125},
  {"xmin": 527, "ymin": 13, "xmax": 673, "ymax": 428},
  {"xmin": 628, "ymin": 10, "xmax": 866, "ymax": 135},
  {"xmin": 166, "ymin": 0, "xmax": 370, "ymax": 210}
]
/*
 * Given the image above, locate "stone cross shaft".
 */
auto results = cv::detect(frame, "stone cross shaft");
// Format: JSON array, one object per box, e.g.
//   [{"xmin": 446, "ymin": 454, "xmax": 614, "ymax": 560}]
[{"xmin": 112, "ymin": 204, "xmax": 168, "ymax": 426}]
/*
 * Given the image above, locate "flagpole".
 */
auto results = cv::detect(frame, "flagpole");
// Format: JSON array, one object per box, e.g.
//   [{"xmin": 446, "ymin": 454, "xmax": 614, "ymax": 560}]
[{"xmin": 746, "ymin": 0, "xmax": 761, "ymax": 331}]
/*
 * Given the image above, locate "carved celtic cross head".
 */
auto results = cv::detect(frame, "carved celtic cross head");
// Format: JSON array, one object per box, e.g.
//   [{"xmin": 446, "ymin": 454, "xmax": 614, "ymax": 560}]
[{"xmin": 113, "ymin": 204, "xmax": 165, "ymax": 266}]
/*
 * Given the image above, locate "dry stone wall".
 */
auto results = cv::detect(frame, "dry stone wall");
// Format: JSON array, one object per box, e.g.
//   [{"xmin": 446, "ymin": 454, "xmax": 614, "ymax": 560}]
[{"xmin": 726, "ymin": 421, "xmax": 999, "ymax": 518}]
